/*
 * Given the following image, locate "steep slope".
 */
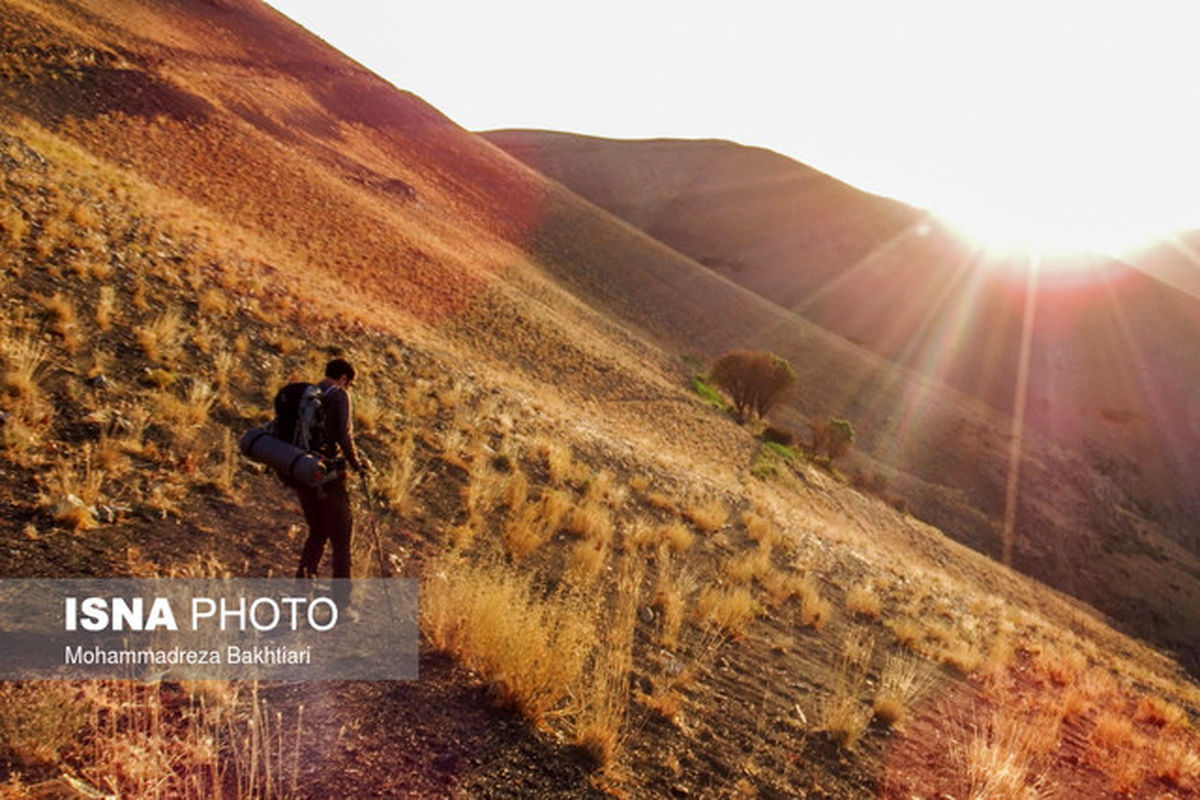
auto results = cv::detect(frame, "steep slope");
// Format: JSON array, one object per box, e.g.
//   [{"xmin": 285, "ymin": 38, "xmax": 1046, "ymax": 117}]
[
  {"xmin": 487, "ymin": 129, "xmax": 1200, "ymax": 659},
  {"xmin": 1, "ymin": 1, "xmax": 1199, "ymax": 797},
  {"xmin": 1123, "ymin": 229, "xmax": 1200, "ymax": 299}
]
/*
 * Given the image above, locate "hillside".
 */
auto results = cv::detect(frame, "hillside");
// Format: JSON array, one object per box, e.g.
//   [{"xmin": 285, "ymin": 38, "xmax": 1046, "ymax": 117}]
[
  {"xmin": 486, "ymin": 129, "xmax": 1200, "ymax": 669},
  {"xmin": 1, "ymin": 1, "xmax": 1198, "ymax": 797},
  {"xmin": 1124, "ymin": 230, "xmax": 1200, "ymax": 299}
]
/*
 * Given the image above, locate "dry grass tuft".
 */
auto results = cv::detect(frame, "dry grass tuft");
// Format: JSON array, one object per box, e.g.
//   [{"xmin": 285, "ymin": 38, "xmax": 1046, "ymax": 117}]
[
  {"xmin": 40, "ymin": 292, "xmax": 80, "ymax": 351},
  {"xmin": 137, "ymin": 307, "xmax": 184, "ymax": 364},
  {"xmin": 873, "ymin": 654, "xmax": 936, "ymax": 728},
  {"xmin": 845, "ymin": 582, "xmax": 882, "ymax": 618},
  {"xmin": 653, "ymin": 561, "xmax": 697, "ymax": 649},
  {"xmin": 627, "ymin": 516, "xmax": 659, "ymax": 551},
  {"xmin": 565, "ymin": 535, "xmax": 610, "ymax": 588},
  {"xmin": 41, "ymin": 445, "xmax": 104, "ymax": 531},
  {"xmin": 742, "ymin": 510, "xmax": 776, "ymax": 549},
  {"xmin": 154, "ymin": 380, "xmax": 215, "ymax": 430},
  {"xmin": 1, "ymin": 333, "xmax": 47, "ymax": 402},
  {"xmin": 377, "ymin": 431, "xmax": 421, "ymax": 516},
  {"xmin": 500, "ymin": 468, "xmax": 529, "ymax": 510},
  {"xmin": 504, "ymin": 492, "xmax": 568, "ymax": 559},
  {"xmin": 796, "ymin": 575, "xmax": 833, "ymax": 630},
  {"xmin": 1133, "ymin": 694, "xmax": 1189, "ymax": 729},
  {"xmin": 565, "ymin": 501, "xmax": 613, "ymax": 544},
  {"xmin": 940, "ymin": 637, "xmax": 984, "ymax": 675},
  {"xmin": 0, "ymin": 679, "xmax": 297, "ymax": 798},
  {"xmin": 1154, "ymin": 737, "xmax": 1200, "ymax": 788},
  {"xmin": 353, "ymin": 387, "xmax": 386, "ymax": 433},
  {"xmin": 818, "ymin": 629, "xmax": 875, "ymax": 750},
  {"xmin": 574, "ymin": 553, "xmax": 642, "ymax": 772},
  {"xmin": 684, "ymin": 496, "xmax": 727, "ymax": 532},
  {"xmin": 197, "ymin": 287, "xmax": 229, "ymax": 316},
  {"xmin": 954, "ymin": 710, "xmax": 1050, "ymax": 800},
  {"xmin": 889, "ymin": 616, "xmax": 923, "ymax": 648},
  {"xmin": 536, "ymin": 438, "xmax": 573, "ymax": 485},
  {"xmin": 1, "ymin": 205, "xmax": 29, "ymax": 246},
  {"xmin": 660, "ymin": 521, "xmax": 695, "ymax": 555},
  {"xmin": 95, "ymin": 285, "xmax": 116, "ymax": 330},
  {"xmin": 644, "ymin": 491, "xmax": 676, "ymax": 512},
  {"xmin": 724, "ymin": 548, "xmax": 772, "ymax": 585},
  {"xmin": 422, "ymin": 558, "xmax": 594, "ymax": 722},
  {"xmin": 1035, "ymin": 646, "xmax": 1088, "ymax": 687},
  {"xmin": 695, "ymin": 585, "xmax": 757, "ymax": 636}
]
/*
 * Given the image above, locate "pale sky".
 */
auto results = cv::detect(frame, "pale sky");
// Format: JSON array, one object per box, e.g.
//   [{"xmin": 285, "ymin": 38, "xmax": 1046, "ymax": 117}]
[{"xmin": 266, "ymin": 0, "xmax": 1200, "ymax": 254}]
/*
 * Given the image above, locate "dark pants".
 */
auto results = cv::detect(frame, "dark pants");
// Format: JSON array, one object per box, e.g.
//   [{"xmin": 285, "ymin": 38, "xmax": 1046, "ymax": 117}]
[{"xmin": 295, "ymin": 478, "xmax": 353, "ymax": 588}]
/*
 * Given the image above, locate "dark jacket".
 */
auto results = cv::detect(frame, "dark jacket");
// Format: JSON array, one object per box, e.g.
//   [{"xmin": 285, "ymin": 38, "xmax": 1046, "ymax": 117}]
[{"xmin": 317, "ymin": 378, "xmax": 363, "ymax": 472}]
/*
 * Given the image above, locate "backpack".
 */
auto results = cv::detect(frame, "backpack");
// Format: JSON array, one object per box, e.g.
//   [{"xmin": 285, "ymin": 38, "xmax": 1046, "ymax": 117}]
[
  {"xmin": 270, "ymin": 382, "xmax": 331, "ymax": 455},
  {"xmin": 238, "ymin": 383, "xmax": 340, "ymax": 489}
]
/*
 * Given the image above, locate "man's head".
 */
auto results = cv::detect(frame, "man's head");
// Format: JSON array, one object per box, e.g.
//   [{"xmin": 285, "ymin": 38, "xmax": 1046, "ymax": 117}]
[{"xmin": 325, "ymin": 358, "xmax": 356, "ymax": 389}]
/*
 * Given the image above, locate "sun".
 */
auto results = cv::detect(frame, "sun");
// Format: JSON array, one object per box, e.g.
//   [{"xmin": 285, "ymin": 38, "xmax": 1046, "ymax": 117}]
[{"xmin": 928, "ymin": 187, "xmax": 1189, "ymax": 265}]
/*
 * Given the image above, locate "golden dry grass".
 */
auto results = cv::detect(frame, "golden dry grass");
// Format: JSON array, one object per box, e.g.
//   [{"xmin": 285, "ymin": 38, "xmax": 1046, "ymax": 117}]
[
  {"xmin": 500, "ymin": 468, "xmax": 529, "ymax": 510},
  {"xmin": 422, "ymin": 558, "xmax": 595, "ymax": 721},
  {"xmin": 574, "ymin": 553, "xmax": 642, "ymax": 772},
  {"xmin": 1, "ymin": 333, "xmax": 47, "ymax": 402},
  {"xmin": 684, "ymin": 496, "xmax": 727, "ymax": 532},
  {"xmin": 95, "ymin": 284, "xmax": 116, "ymax": 330},
  {"xmin": 564, "ymin": 501, "xmax": 613, "ymax": 544},
  {"xmin": 724, "ymin": 547, "xmax": 772, "ymax": 585},
  {"xmin": 564, "ymin": 536, "xmax": 609, "ymax": 588},
  {"xmin": 660, "ymin": 521, "xmax": 695, "ymax": 554},
  {"xmin": 872, "ymin": 654, "xmax": 935, "ymax": 728},
  {"xmin": 954, "ymin": 709, "xmax": 1049, "ymax": 800},
  {"xmin": 741, "ymin": 510, "xmax": 776, "ymax": 549},
  {"xmin": 1133, "ymin": 693, "xmax": 1189, "ymax": 729},
  {"xmin": 40, "ymin": 291, "xmax": 80, "ymax": 351},
  {"xmin": 653, "ymin": 561, "xmax": 696, "ymax": 649},
  {"xmin": 694, "ymin": 585, "xmax": 757, "ymax": 636},
  {"xmin": 40, "ymin": 444, "xmax": 104, "ymax": 531},
  {"xmin": 136, "ymin": 307, "xmax": 184, "ymax": 363},
  {"xmin": 0, "ymin": 679, "xmax": 294, "ymax": 798},
  {"xmin": 817, "ymin": 629, "xmax": 875, "ymax": 750},
  {"xmin": 845, "ymin": 582, "xmax": 882, "ymax": 618},
  {"xmin": 504, "ymin": 497, "xmax": 551, "ymax": 559},
  {"xmin": 795, "ymin": 575, "xmax": 833, "ymax": 630},
  {"xmin": 536, "ymin": 437, "xmax": 573, "ymax": 485},
  {"xmin": 377, "ymin": 431, "xmax": 421, "ymax": 516}
]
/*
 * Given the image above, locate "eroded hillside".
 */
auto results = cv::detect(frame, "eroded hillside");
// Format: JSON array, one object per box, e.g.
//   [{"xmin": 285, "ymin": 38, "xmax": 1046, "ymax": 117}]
[{"xmin": 486, "ymin": 129, "xmax": 1200, "ymax": 673}]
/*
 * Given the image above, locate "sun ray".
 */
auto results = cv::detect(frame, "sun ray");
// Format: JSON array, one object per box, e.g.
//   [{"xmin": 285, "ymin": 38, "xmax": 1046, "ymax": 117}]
[{"xmin": 1000, "ymin": 251, "xmax": 1041, "ymax": 567}]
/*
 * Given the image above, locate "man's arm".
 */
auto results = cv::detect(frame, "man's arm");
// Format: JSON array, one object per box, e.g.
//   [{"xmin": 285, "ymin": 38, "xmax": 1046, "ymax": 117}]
[{"xmin": 325, "ymin": 387, "xmax": 364, "ymax": 471}]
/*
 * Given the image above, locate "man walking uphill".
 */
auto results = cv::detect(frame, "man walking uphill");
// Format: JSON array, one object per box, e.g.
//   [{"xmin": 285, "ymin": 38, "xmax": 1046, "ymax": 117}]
[{"xmin": 294, "ymin": 358, "xmax": 369, "ymax": 586}]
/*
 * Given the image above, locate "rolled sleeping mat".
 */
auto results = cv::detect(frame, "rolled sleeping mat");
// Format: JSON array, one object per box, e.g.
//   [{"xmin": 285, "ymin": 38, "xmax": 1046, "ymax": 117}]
[{"xmin": 239, "ymin": 428, "xmax": 338, "ymax": 488}]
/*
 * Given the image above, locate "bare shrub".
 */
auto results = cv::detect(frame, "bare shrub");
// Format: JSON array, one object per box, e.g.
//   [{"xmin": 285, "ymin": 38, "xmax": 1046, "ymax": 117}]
[{"xmin": 709, "ymin": 350, "xmax": 797, "ymax": 420}]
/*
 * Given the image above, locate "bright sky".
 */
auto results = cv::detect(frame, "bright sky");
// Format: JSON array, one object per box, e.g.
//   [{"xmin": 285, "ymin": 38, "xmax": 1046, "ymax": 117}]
[{"xmin": 266, "ymin": 0, "xmax": 1200, "ymax": 254}]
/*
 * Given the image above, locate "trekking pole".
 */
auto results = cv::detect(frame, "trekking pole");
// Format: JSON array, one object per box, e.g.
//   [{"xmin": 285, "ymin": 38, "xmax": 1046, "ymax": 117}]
[
  {"xmin": 360, "ymin": 470, "xmax": 399, "ymax": 626},
  {"xmin": 360, "ymin": 471, "xmax": 391, "ymax": 579}
]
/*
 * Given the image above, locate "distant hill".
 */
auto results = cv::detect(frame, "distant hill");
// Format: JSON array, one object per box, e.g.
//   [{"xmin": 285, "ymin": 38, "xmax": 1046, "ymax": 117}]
[
  {"xmin": 488, "ymin": 129, "xmax": 1200, "ymax": 663},
  {"xmin": 486, "ymin": 129, "xmax": 1200, "ymax": 536},
  {"xmin": 1123, "ymin": 230, "xmax": 1200, "ymax": 299}
]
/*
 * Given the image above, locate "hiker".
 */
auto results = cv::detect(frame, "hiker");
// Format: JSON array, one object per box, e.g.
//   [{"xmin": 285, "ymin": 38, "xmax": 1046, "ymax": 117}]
[{"xmin": 293, "ymin": 358, "xmax": 370, "ymax": 589}]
